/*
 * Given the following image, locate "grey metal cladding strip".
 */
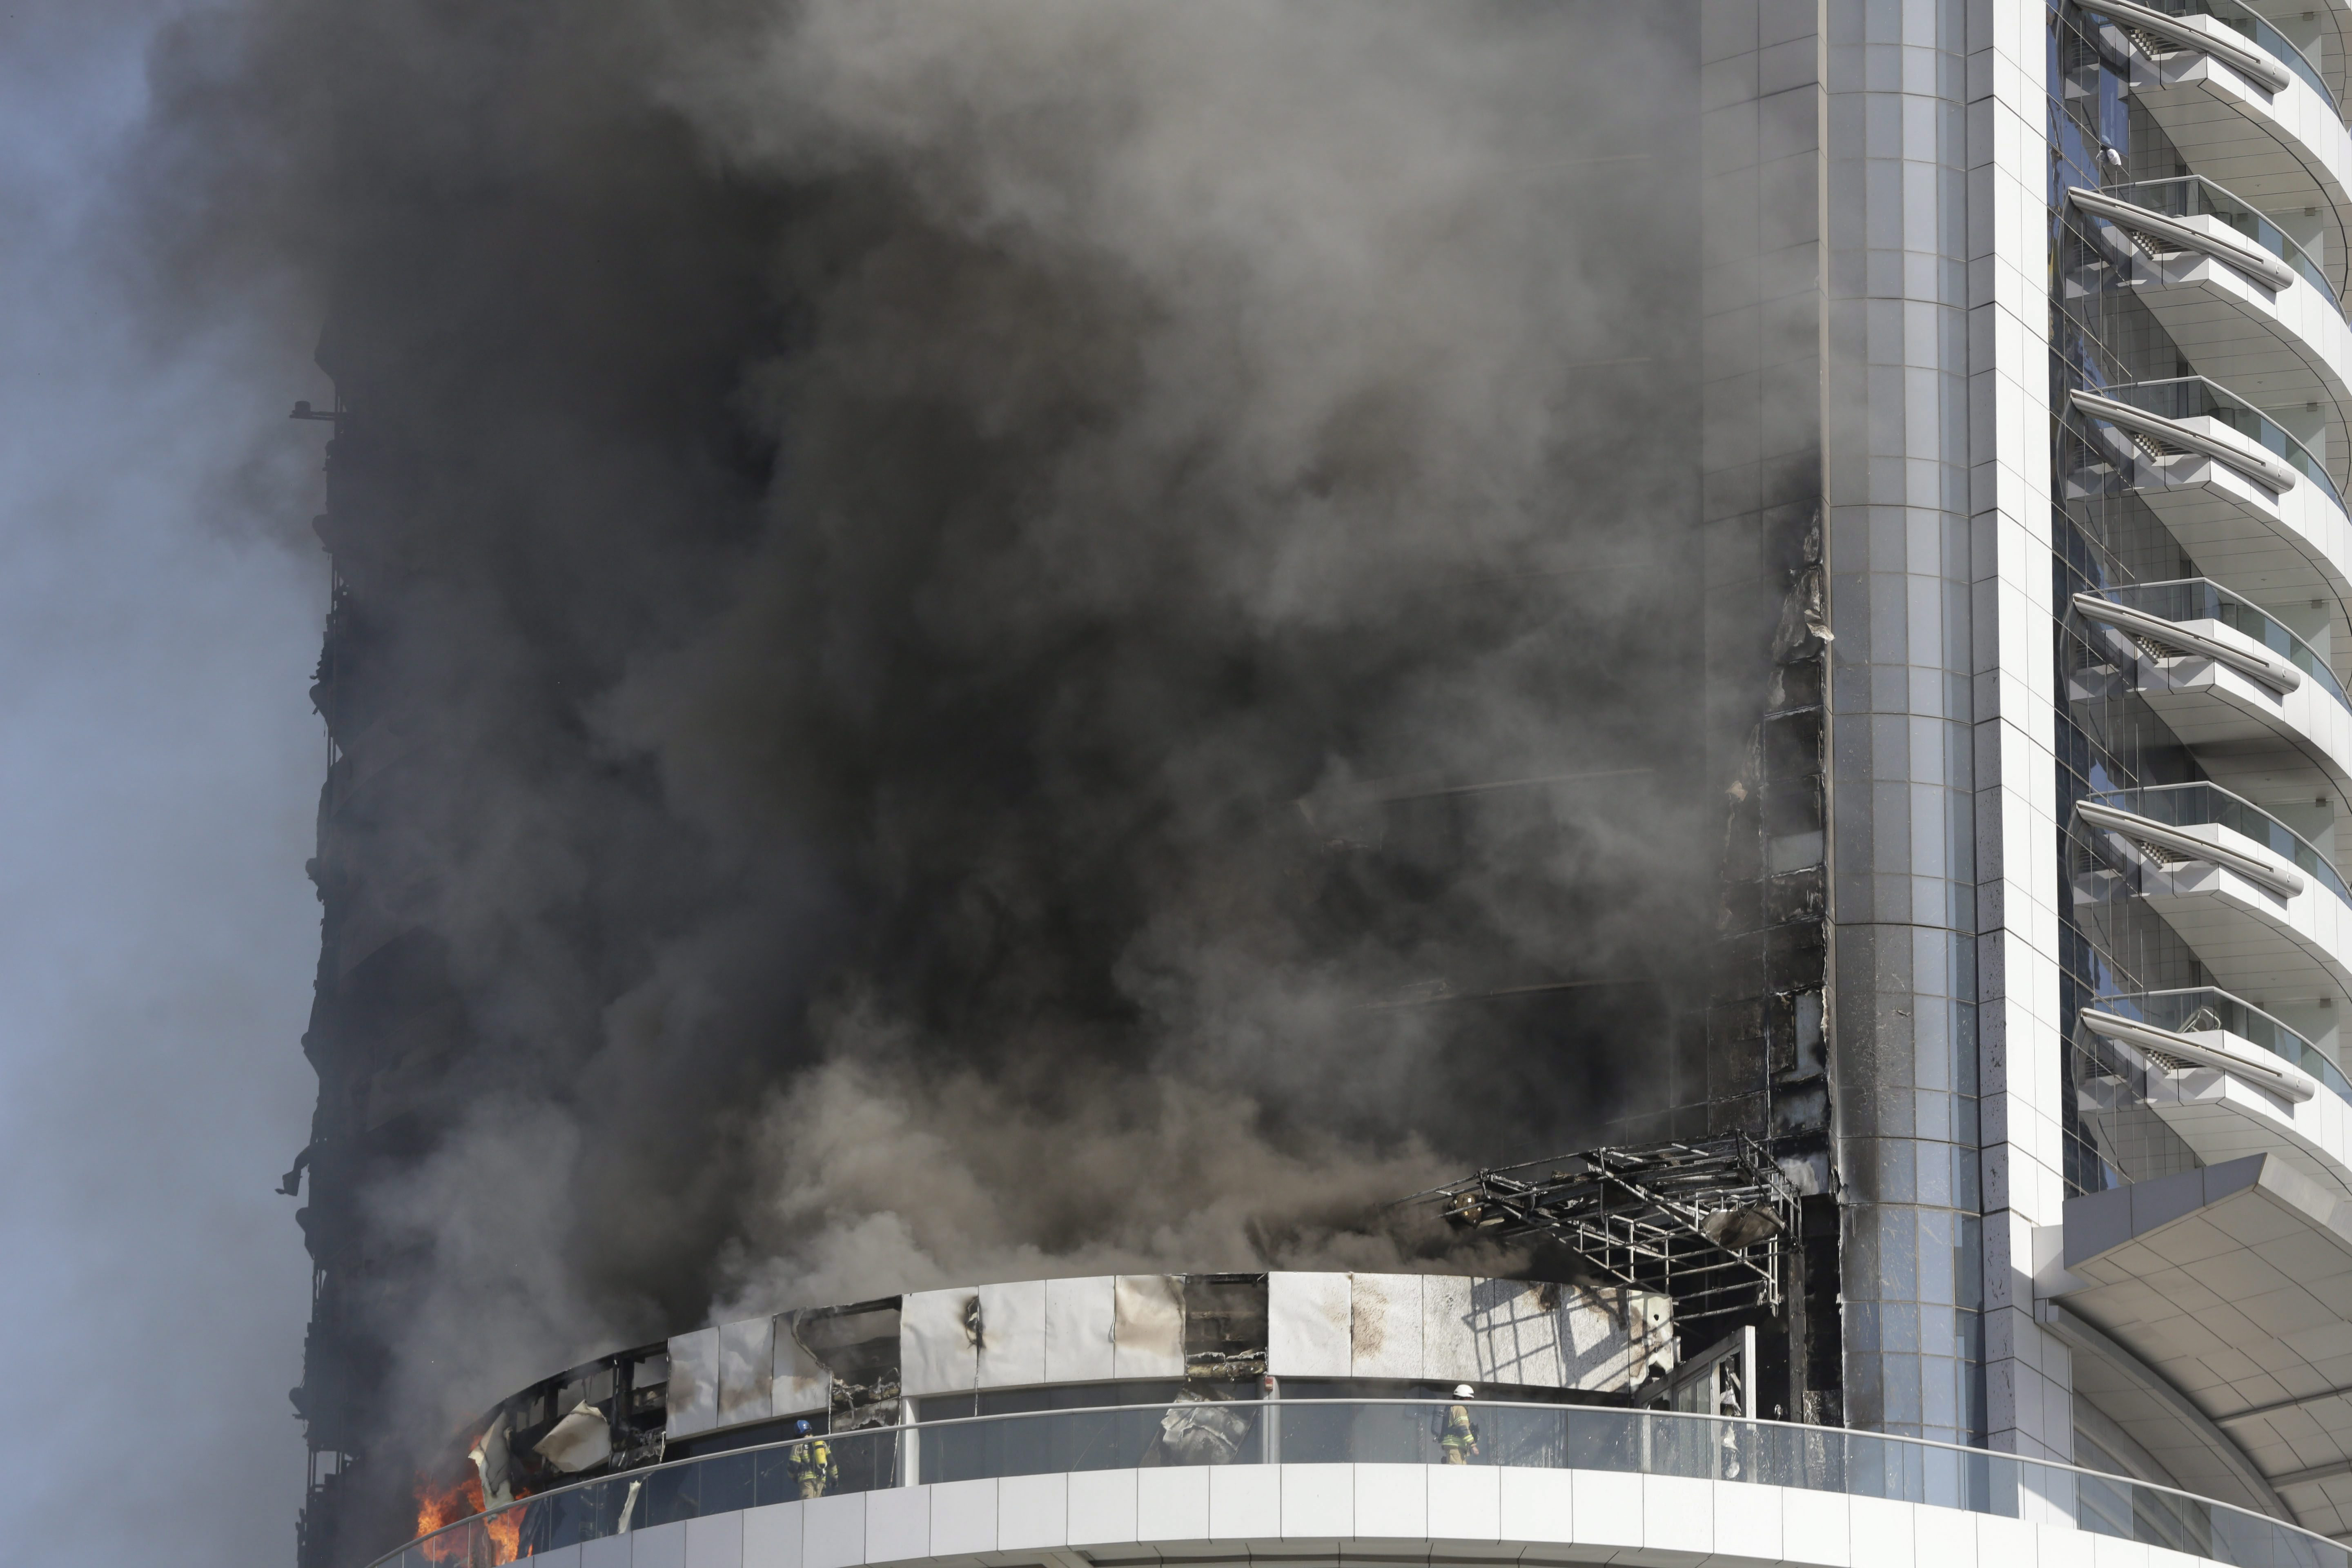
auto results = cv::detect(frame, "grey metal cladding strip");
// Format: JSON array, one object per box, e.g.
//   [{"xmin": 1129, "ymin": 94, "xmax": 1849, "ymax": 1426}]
[
  {"xmin": 2088, "ymin": 0, "xmax": 2296, "ymax": 92},
  {"xmin": 2068, "ymin": 185, "xmax": 2300, "ymax": 292},
  {"xmin": 2069, "ymin": 388, "xmax": 2302, "ymax": 494}
]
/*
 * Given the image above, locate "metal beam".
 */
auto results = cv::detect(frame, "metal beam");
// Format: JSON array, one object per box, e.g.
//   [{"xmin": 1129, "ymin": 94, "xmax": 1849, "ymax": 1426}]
[
  {"xmin": 2217, "ymin": 1385, "xmax": 2352, "ymax": 1428},
  {"xmin": 2274, "ymin": 1459, "xmax": 2352, "ymax": 1490}
]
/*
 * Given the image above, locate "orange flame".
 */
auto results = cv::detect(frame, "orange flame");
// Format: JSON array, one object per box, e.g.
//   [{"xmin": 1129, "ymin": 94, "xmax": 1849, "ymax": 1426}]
[
  {"xmin": 412, "ymin": 1471, "xmax": 483, "ymax": 1564},
  {"xmin": 413, "ymin": 1468, "xmax": 531, "ymax": 1563}
]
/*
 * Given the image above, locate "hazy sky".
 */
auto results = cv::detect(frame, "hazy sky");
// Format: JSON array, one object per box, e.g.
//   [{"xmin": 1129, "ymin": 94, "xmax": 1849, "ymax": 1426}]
[{"xmin": 1, "ymin": 2, "xmax": 327, "ymax": 1562}]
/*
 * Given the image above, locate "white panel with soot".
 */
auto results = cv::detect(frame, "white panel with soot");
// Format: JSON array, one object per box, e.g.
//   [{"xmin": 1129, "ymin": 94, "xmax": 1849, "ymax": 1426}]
[
  {"xmin": 975, "ymin": 1279, "xmax": 1047, "ymax": 1388},
  {"xmin": 1268, "ymin": 1272, "xmax": 1352, "ymax": 1376},
  {"xmin": 1350, "ymin": 1273, "xmax": 1425, "ymax": 1379},
  {"xmin": 899, "ymin": 1289, "xmax": 980, "ymax": 1397}
]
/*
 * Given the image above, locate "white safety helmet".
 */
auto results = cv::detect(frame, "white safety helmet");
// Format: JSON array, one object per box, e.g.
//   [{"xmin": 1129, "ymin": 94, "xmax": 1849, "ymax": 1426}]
[{"xmin": 1453, "ymin": 1384, "xmax": 1475, "ymax": 1399}]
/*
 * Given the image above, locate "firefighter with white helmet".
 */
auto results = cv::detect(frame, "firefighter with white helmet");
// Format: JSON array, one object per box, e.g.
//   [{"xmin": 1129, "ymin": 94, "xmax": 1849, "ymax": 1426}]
[{"xmin": 1436, "ymin": 1385, "xmax": 1481, "ymax": 1464}]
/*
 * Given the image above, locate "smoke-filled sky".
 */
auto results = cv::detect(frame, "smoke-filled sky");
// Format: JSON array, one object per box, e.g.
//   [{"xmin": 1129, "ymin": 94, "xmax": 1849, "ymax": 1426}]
[
  {"xmin": 0, "ymin": 4, "xmax": 327, "ymax": 1566},
  {"xmin": 0, "ymin": 4, "xmax": 1697, "ymax": 1564}
]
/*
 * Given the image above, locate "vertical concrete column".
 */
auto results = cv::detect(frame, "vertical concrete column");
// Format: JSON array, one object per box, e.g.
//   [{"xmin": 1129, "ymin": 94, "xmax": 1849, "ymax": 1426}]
[
  {"xmin": 1965, "ymin": 0, "xmax": 2073, "ymax": 1464},
  {"xmin": 1822, "ymin": 0, "xmax": 1984, "ymax": 1445}
]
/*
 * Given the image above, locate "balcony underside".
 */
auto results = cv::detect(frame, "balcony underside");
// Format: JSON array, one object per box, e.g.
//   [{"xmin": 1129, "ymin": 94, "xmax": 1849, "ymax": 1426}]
[{"xmin": 2055, "ymin": 1155, "xmax": 2352, "ymax": 1538}]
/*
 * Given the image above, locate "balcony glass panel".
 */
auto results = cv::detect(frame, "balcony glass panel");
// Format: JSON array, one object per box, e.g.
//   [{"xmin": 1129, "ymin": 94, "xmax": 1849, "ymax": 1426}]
[
  {"xmin": 380, "ymin": 1400, "xmax": 2352, "ymax": 1568},
  {"xmin": 2090, "ymin": 577, "xmax": 2349, "ymax": 710},
  {"xmin": 2090, "ymin": 377, "xmax": 2344, "ymax": 512},
  {"xmin": 2095, "ymin": 985, "xmax": 2352, "ymax": 1100},
  {"xmin": 2101, "ymin": 176, "xmax": 2337, "ymax": 307},
  {"xmin": 2085, "ymin": 780, "xmax": 2352, "ymax": 905},
  {"xmin": 2136, "ymin": 0, "xmax": 2333, "ymax": 107}
]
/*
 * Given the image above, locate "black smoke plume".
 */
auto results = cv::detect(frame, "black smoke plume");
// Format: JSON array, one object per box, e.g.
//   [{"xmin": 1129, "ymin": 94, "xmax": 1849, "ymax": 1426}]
[{"xmin": 133, "ymin": 0, "xmax": 1702, "ymax": 1543}]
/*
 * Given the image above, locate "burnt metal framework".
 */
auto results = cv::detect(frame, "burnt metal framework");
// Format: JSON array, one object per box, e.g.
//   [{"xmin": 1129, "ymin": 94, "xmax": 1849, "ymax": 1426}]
[{"xmin": 1414, "ymin": 1137, "xmax": 1799, "ymax": 1328}]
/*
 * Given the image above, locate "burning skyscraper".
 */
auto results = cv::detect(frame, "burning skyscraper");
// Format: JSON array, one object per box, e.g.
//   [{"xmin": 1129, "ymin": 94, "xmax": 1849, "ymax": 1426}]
[{"xmin": 220, "ymin": 2, "xmax": 2352, "ymax": 1568}]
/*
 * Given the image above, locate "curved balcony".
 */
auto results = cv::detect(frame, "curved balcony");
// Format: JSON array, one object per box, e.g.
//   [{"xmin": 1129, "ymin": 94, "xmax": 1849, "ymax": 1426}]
[
  {"xmin": 2095, "ymin": 0, "xmax": 2352, "ymax": 290},
  {"xmin": 2067, "ymin": 180, "xmax": 2352, "ymax": 445},
  {"xmin": 2051, "ymin": 1155, "xmax": 2352, "ymax": 1539},
  {"xmin": 2071, "ymin": 577, "xmax": 2352, "ymax": 793},
  {"xmin": 375, "ymin": 1398, "xmax": 2352, "ymax": 1568},
  {"xmin": 2076, "ymin": 987, "xmax": 2352, "ymax": 1201},
  {"xmin": 2067, "ymin": 380, "xmax": 2352, "ymax": 650},
  {"xmin": 2070, "ymin": 782, "xmax": 2352, "ymax": 1004},
  {"xmin": 2238, "ymin": 0, "xmax": 2352, "ymax": 111}
]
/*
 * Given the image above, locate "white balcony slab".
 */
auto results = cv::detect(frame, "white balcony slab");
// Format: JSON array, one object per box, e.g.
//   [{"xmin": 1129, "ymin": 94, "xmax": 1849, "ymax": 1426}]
[
  {"xmin": 2095, "ymin": 239, "xmax": 2352, "ymax": 467},
  {"xmin": 521, "ymin": 1461, "xmax": 2330, "ymax": 1568},
  {"xmin": 2080, "ymin": 617, "xmax": 2352, "ymax": 795},
  {"xmin": 2054, "ymin": 1155, "xmax": 2352, "ymax": 1539},
  {"xmin": 2129, "ymin": 24, "xmax": 2352, "ymax": 305},
  {"xmin": 2092, "ymin": 449, "xmax": 2352, "ymax": 658},
  {"xmin": 2242, "ymin": 0, "xmax": 2352, "ymax": 112},
  {"xmin": 2078, "ymin": 1043, "xmax": 2352, "ymax": 1199},
  {"xmin": 2074, "ymin": 817, "xmax": 2352, "ymax": 1003}
]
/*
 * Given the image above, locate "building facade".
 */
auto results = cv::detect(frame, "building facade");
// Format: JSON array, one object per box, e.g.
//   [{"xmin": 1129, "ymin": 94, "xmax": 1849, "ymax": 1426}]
[{"xmin": 295, "ymin": 2, "xmax": 2352, "ymax": 1567}]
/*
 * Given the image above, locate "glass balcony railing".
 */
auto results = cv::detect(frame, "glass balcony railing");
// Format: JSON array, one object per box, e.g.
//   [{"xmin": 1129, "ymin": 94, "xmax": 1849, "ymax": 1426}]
[
  {"xmin": 2101, "ymin": 176, "xmax": 2337, "ymax": 306},
  {"xmin": 2136, "ymin": 0, "xmax": 2334, "ymax": 107},
  {"xmin": 377, "ymin": 1399, "xmax": 2350, "ymax": 1568},
  {"xmin": 2083, "ymin": 781, "xmax": 2352, "ymax": 905},
  {"xmin": 2089, "ymin": 577, "xmax": 2349, "ymax": 709},
  {"xmin": 2089, "ymin": 377, "xmax": 2344, "ymax": 512},
  {"xmin": 2093, "ymin": 986, "xmax": 2352, "ymax": 1101}
]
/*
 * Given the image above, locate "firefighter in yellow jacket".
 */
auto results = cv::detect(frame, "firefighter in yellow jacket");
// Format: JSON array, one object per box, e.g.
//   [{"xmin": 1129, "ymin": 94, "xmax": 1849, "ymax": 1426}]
[
  {"xmin": 786, "ymin": 1420, "xmax": 837, "ymax": 1499},
  {"xmin": 1437, "ymin": 1386, "xmax": 1481, "ymax": 1464}
]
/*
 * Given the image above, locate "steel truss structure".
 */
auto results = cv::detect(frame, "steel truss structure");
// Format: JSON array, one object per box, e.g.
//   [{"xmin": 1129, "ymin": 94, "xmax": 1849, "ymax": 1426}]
[{"xmin": 1409, "ymin": 1136, "xmax": 1798, "ymax": 1327}]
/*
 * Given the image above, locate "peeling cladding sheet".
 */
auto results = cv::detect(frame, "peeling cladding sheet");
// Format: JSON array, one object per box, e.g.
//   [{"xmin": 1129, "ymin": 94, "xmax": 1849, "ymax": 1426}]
[
  {"xmin": 1421, "ymin": 1274, "xmax": 1479, "ymax": 1383},
  {"xmin": 470, "ymin": 1410, "xmax": 514, "ymax": 1505},
  {"xmin": 532, "ymin": 1402, "xmax": 613, "ymax": 1474},
  {"xmin": 773, "ymin": 1317, "xmax": 833, "ymax": 1415},
  {"xmin": 1112, "ymin": 1275, "xmax": 1184, "ymax": 1377},
  {"xmin": 717, "ymin": 1316, "xmax": 775, "ymax": 1427},
  {"xmin": 899, "ymin": 1288, "xmax": 982, "ymax": 1396},
  {"xmin": 1268, "ymin": 1272, "xmax": 1353, "ymax": 1376},
  {"xmin": 666, "ymin": 1326, "xmax": 722, "ymax": 1437},
  {"xmin": 977, "ymin": 1279, "xmax": 1049, "ymax": 1388},
  {"xmin": 1350, "ymin": 1273, "xmax": 1426, "ymax": 1379},
  {"xmin": 1044, "ymin": 1276, "xmax": 1116, "ymax": 1383}
]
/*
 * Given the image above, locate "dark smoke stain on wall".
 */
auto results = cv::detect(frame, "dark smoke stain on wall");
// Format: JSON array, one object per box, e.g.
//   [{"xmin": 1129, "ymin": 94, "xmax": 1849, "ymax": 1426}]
[{"xmin": 132, "ymin": 4, "xmax": 1704, "ymax": 1563}]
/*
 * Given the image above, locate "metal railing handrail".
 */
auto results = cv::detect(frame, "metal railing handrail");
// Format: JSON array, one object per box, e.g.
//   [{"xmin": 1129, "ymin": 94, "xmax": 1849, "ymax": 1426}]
[
  {"xmin": 2099, "ymin": 175, "xmax": 2338, "ymax": 308},
  {"xmin": 378, "ymin": 1396, "xmax": 2351, "ymax": 1568},
  {"xmin": 2098, "ymin": 984, "xmax": 2352, "ymax": 1100},
  {"xmin": 2085, "ymin": 576, "xmax": 2351, "ymax": 710},
  {"xmin": 2085, "ymin": 376, "xmax": 2343, "ymax": 513},
  {"xmin": 2130, "ymin": 0, "xmax": 2335, "ymax": 107},
  {"xmin": 2082, "ymin": 779, "xmax": 2352, "ymax": 906}
]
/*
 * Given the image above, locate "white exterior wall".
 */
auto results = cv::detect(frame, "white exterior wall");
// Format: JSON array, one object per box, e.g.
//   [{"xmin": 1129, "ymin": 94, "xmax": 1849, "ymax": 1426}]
[
  {"xmin": 1966, "ymin": 0, "xmax": 2073, "ymax": 1464},
  {"xmin": 528, "ymin": 1466, "xmax": 2217, "ymax": 1568}
]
